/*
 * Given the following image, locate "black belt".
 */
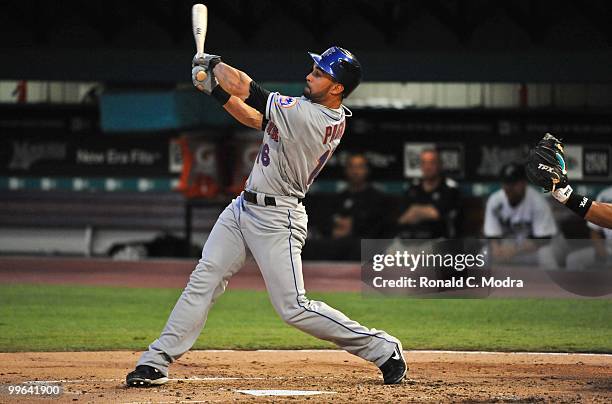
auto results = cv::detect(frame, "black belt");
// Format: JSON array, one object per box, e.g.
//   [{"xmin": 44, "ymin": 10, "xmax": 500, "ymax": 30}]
[{"xmin": 243, "ymin": 191, "xmax": 304, "ymax": 206}]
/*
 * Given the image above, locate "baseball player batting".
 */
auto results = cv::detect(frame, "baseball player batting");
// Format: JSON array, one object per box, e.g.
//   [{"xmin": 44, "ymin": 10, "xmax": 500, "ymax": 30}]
[{"xmin": 126, "ymin": 46, "xmax": 407, "ymax": 387}]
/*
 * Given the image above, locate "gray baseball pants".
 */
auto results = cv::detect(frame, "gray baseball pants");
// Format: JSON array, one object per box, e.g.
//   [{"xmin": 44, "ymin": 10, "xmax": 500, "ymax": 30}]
[{"xmin": 137, "ymin": 193, "xmax": 399, "ymax": 375}]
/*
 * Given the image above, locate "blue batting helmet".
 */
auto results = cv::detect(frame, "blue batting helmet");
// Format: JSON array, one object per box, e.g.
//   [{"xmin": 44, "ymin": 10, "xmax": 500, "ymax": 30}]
[{"xmin": 308, "ymin": 46, "xmax": 362, "ymax": 97}]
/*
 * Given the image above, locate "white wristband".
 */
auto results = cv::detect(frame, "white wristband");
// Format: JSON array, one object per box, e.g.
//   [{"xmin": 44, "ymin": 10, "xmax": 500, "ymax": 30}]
[{"xmin": 552, "ymin": 184, "xmax": 573, "ymax": 204}]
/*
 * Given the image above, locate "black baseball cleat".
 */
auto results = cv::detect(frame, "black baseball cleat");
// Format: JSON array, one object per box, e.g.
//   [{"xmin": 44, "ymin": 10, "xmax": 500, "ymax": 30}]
[
  {"xmin": 379, "ymin": 343, "xmax": 408, "ymax": 385},
  {"xmin": 126, "ymin": 365, "xmax": 169, "ymax": 387}
]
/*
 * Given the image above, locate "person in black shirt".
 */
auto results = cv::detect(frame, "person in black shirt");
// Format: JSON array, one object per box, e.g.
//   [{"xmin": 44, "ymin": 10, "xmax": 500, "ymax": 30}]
[
  {"xmin": 302, "ymin": 153, "xmax": 391, "ymax": 260},
  {"xmin": 396, "ymin": 149, "xmax": 461, "ymax": 239},
  {"xmin": 332, "ymin": 153, "xmax": 389, "ymax": 240}
]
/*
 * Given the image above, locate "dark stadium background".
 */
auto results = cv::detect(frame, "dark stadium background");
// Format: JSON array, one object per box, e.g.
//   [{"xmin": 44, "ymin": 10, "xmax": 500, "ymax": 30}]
[{"xmin": 1, "ymin": 0, "xmax": 611, "ymax": 258}]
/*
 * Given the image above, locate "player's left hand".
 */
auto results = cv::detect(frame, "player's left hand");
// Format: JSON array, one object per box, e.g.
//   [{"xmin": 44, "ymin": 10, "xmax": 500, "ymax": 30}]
[
  {"xmin": 526, "ymin": 133, "xmax": 569, "ymax": 194},
  {"xmin": 192, "ymin": 65, "xmax": 218, "ymax": 95}
]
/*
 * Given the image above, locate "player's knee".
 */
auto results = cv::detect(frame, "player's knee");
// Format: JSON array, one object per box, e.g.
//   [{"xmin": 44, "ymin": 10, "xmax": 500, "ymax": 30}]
[
  {"xmin": 193, "ymin": 256, "xmax": 223, "ymax": 274},
  {"xmin": 185, "ymin": 257, "xmax": 222, "ymax": 289},
  {"xmin": 276, "ymin": 302, "xmax": 305, "ymax": 325}
]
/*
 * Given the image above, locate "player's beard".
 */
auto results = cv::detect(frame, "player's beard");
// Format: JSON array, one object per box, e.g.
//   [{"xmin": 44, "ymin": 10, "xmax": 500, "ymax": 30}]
[
  {"xmin": 303, "ymin": 84, "xmax": 312, "ymax": 99},
  {"xmin": 303, "ymin": 84, "xmax": 324, "ymax": 103}
]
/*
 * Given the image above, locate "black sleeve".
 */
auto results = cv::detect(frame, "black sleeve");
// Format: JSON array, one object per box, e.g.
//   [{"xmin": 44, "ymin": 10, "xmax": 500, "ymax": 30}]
[
  {"xmin": 244, "ymin": 81, "xmax": 271, "ymax": 131},
  {"xmin": 245, "ymin": 81, "xmax": 271, "ymax": 115},
  {"xmin": 399, "ymin": 185, "xmax": 417, "ymax": 211}
]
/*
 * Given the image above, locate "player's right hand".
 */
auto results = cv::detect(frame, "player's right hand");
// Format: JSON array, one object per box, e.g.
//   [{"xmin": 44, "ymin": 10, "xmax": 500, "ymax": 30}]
[{"xmin": 192, "ymin": 53, "xmax": 223, "ymax": 71}]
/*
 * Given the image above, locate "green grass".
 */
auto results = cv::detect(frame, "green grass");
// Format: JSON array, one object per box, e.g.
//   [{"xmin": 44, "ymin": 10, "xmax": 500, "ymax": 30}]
[{"xmin": 0, "ymin": 284, "xmax": 610, "ymax": 352}]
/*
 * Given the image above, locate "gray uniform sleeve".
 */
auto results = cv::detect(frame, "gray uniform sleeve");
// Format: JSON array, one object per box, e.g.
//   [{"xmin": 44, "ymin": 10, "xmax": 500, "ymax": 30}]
[{"xmin": 265, "ymin": 93, "xmax": 309, "ymax": 142}]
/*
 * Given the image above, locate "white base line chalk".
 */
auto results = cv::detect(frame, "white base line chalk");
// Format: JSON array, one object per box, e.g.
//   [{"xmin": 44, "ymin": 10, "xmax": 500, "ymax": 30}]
[
  {"xmin": 236, "ymin": 389, "xmax": 336, "ymax": 396},
  {"xmin": 215, "ymin": 349, "xmax": 612, "ymax": 357}
]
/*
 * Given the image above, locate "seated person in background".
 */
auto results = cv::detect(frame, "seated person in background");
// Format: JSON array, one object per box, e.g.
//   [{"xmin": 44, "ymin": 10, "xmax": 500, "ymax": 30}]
[
  {"xmin": 302, "ymin": 153, "xmax": 391, "ymax": 261},
  {"xmin": 484, "ymin": 163, "xmax": 560, "ymax": 267},
  {"xmin": 565, "ymin": 186, "xmax": 612, "ymax": 271},
  {"xmin": 332, "ymin": 153, "xmax": 390, "ymax": 240},
  {"xmin": 396, "ymin": 149, "xmax": 461, "ymax": 239}
]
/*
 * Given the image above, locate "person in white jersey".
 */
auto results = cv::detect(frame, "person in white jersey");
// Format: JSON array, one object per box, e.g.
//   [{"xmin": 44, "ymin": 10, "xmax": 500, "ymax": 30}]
[
  {"xmin": 126, "ymin": 46, "xmax": 407, "ymax": 387},
  {"xmin": 483, "ymin": 163, "xmax": 561, "ymax": 268}
]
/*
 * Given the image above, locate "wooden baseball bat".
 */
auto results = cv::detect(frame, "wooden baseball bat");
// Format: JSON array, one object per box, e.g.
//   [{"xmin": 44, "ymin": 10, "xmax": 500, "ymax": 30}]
[
  {"xmin": 192, "ymin": 4, "xmax": 207, "ymax": 54},
  {"xmin": 192, "ymin": 4, "xmax": 208, "ymax": 83}
]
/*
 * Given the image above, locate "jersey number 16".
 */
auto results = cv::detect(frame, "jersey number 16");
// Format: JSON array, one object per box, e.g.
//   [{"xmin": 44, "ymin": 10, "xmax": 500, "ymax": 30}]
[{"xmin": 257, "ymin": 142, "xmax": 334, "ymax": 186}]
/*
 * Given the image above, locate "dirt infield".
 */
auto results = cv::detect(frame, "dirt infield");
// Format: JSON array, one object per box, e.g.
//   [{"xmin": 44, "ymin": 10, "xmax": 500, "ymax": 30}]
[
  {"xmin": 1, "ymin": 350, "xmax": 610, "ymax": 403},
  {"xmin": 1, "ymin": 256, "xmax": 611, "ymax": 402}
]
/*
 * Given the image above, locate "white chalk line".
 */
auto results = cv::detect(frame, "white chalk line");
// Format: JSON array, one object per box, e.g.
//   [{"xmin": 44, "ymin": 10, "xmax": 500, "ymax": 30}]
[
  {"xmin": 122, "ymin": 402, "xmax": 220, "ymax": 404},
  {"xmin": 410, "ymin": 349, "xmax": 612, "ymax": 357},
  {"xmin": 210, "ymin": 348, "xmax": 612, "ymax": 357},
  {"xmin": 122, "ymin": 402, "xmax": 229, "ymax": 404}
]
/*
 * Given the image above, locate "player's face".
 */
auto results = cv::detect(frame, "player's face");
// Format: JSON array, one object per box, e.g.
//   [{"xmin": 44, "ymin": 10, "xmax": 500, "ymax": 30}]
[
  {"xmin": 304, "ymin": 65, "xmax": 343, "ymax": 102},
  {"xmin": 503, "ymin": 180, "xmax": 527, "ymax": 206}
]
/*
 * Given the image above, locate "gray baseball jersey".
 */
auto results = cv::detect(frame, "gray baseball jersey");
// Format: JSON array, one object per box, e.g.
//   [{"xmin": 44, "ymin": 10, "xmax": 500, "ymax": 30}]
[
  {"xmin": 136, "ymin": 92, "xmax": 402, "ymax": 377},
  {"xmin": 246, "ymin": 93, "xmax": 347, "ymax": 199}
]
